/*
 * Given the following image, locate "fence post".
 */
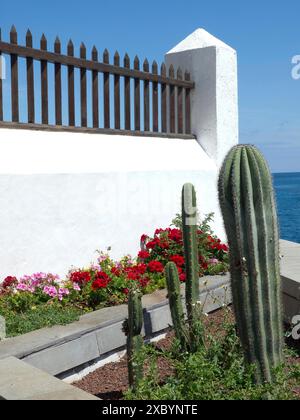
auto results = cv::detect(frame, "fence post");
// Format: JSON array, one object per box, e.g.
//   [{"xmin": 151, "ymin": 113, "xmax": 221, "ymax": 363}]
[{"xmin": 165, "ymin": 28, "xmax": 238, "ymax": 165}]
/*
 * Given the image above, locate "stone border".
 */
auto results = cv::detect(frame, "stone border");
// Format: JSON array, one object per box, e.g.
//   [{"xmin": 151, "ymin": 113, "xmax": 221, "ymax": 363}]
[{"xmin": 0, "ymin": 240, "xmax": 298, "ymax": 381}]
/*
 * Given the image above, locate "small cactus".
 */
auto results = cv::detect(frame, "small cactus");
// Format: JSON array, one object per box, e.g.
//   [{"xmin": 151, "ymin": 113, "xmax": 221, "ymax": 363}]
[
  {"xmin": 218, "ymin": 145, "xmax": 283, "ymax": 383},
  {"xmin": 124, "ymin": 289, "xmax": 144, "ymax": 390},
  {"xmin": 165, "ymin": 262, "xmax": 187, "ymax": 351}
]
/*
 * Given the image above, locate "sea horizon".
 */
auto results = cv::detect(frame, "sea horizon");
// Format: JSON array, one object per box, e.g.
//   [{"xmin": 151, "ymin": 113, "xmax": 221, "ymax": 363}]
[{"xmin": 273, "ymin": 172, "xmax": 300, "ymax": 244}]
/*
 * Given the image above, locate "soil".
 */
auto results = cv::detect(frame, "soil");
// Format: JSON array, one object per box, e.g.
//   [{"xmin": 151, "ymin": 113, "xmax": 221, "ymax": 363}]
[{"xmin": 73, "ymin": 309, "xmax": 300, "ymax": 400}]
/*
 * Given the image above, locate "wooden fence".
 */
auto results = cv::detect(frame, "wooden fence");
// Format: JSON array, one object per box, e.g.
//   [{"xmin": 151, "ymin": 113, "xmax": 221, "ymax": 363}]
[{"xmin": 0, "ymin": 26, "xmax": 195, "ymax": 138}]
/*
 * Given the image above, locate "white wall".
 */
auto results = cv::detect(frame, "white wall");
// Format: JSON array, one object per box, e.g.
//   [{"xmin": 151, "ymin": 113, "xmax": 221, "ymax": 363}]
[
  {"xmin": 0, "ymin": 128, "xmax": 224, "ymax": 278},
  {"xmin": 0, "ymin": 28, "xmax": 239, "ymax": 279}
]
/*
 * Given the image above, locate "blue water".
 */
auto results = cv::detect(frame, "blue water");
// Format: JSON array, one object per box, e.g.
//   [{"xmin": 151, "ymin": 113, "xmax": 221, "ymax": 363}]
[{"xmin": 273, "ymin": 173, "xmax": 300, "ymax": 244}]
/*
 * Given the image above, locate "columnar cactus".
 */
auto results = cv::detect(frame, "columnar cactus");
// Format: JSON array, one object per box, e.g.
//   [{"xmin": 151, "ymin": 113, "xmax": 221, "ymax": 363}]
[
  {"xmin": 218, "ymin": 145, "xmax": 283, "ymax": 383},
  {"xmin": 165, "ymin": 183, "xmax": 202, "ymax": 352},
  {"xmin": 165, "ymin": 262, "xmax": 187, "ymax": 351},
  {"xmin": 182, "ymin": 183, "xmax": 200, "ymax": 327},
  {"xmin": 124, "ymin": 289, "xmax": 144, "ymax": 390}
]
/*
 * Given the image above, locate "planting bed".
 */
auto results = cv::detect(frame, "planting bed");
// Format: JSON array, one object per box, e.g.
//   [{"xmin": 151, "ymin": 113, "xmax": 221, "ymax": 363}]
[{"xmin": 73, "ymin": 309, "xmax": 300, "ymax": 400}]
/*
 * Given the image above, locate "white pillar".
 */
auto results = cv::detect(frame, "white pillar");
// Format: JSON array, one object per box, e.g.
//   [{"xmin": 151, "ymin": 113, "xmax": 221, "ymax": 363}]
[{"xmin": 165, "ymin": 28, "xmax": 239, "ymax": 166}]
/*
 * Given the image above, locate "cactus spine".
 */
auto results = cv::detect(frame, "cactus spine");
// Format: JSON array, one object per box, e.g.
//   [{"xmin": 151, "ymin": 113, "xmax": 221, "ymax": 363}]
[
  {"xmin": 126, "ymin": 289, "xmax": 144, "ymax": 390},
  {"xmin": 165, "ymin": 183, "xmax": 202, "ymax": 352},
  {"xmin": 218, "ymin": 145, "xmax": 283, "ymax": 383}
]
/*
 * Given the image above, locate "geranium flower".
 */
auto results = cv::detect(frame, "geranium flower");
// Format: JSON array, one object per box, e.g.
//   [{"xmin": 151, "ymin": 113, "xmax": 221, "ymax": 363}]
[
  {"xmin": 179, "ymin": 273, "xmax": 186, "ymax": 282},
  {"xmin": 111, "ymin": 267, "xmax": 121, "ymax": 277},
  {"xmin": 2, "ymin": 276, "xmax": 18, "ymax": 289},
  {"xmin": 138, "ymin": 250, "xmax": 150, "ymax": 260},
  {"xmin": 70, "ymin": 271, "xmax": 91, "ymax": 285},
  {"xmin": 147, "ymin": 260, "xmax": 164, "ymax": 273},
  {"xmin": 92, "ymin": 272, "xmax": 111, "ymax": 290},
  {"xmin": 168, "ymin": 229, "xmax": 182, "ymax": 242},
  {"xmin": 170, "ymin": 255, "xmax": 185, "ymax": 267}
]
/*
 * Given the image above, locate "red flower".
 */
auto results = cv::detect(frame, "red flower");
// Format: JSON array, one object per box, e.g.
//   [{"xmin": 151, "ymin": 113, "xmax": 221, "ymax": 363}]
[
  {"xmin": 138, "ymin": 250, "xmax": 150, "ymax": 260},
  {"xmin": 126, "ymin": 270, "xmax": 140, "ymax": 281},
  {"xmin": 168, "ymin": 229, "xmax": 182, "ymax": 242},
  {"xmin": 146, "ymin": 238, "xmax": 160, "ymax": 249},
  {"xmin": 125, "ymin": 263, "xmax": 147, "ymax": 281},
  {"xmin": 179, "ymin": 273, "xmax": 186, "ymax": 282},
  {"xmin": 92, "ymin": 271, "xmax": 111, "ymax": 290},
  {"xmin": 155, "ymin": 228, "xmax": 165, "ymax": 235},
  {"xmin": 201, "ymin": 262, "xmax": 209, "ymax": 271},
  {"xmin": 2, "ymin": 276, "xmax": 18, "ymax": 289},
  {"xmin": 70, "ymin": 271, "xmax": 91, "ymax": 285},
  {"xmin": 123, "ymin": 288, "xmax": 129, "ymax": 295},
  {"xmin": 135, "ymin": 264, "xmax": 147, "ymax": 275},
  {"xmin": 158, "ymin": 241, "xmax": 169, "ymax": 250},
  {"xmin": 140, "ymin": 234, "xmax": 148, "ymax": 243},
  {"xmin": 170, "ymin": 255, "xmax": 185, "ymax": 267},
  {"xmin": 139, "ymin": 277, "xmax": 150, "ymax": 288},
  {"xmin": 111, "ymin": 267, "xmax": 121, "ymax": 277},
  {"xmin": 147, "ymin": 260, "xmax": 164, "ymax": 273}
]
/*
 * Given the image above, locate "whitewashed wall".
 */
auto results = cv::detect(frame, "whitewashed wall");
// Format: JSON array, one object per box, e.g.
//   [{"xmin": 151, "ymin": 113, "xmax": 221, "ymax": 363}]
[{"xmin": 0, "ymin": 29, "xmax": 238, "ymax": 279}]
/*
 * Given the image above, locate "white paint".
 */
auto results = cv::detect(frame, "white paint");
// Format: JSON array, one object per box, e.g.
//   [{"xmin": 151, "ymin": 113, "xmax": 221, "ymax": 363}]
[
  {"xmin": 0, "ymin": 128, "xmax": 224, "ymax": 279},
  {"xmin": 166, "ymin": 28, "xmax": 239, "ymax": 166},
  {"xmin": 0, "ymin": 29, "xmax": 239, "ymax": 279},
  {"xmin": 63, "ymin": 350, "xmax": 126, "ymax": 384}
]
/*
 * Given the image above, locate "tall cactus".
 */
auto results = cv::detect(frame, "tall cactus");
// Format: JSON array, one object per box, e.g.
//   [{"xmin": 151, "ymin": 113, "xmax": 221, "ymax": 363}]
[
  {"xmin": 218, "ymin": 145, "xmax": 283, "ymax": 384},
  {"xmin": 124, "ymin": 289, "xmax": 144, "ymax": 390},
  {"xmin": 165, "ymin": 183, "xmax": 202, "ymax": 352},
  {"xmin": 182, "ymin": 183, "xmax": 201, "ymax": 350}
]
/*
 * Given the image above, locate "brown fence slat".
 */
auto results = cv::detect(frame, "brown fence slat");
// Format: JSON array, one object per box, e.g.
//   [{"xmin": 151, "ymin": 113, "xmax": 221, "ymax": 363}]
[
  {"xmin": 185, "ymin": 71, "xmax": 191, "ymax": 134},
  {"xmin": 169, "ymin": 65, "xmax": 175, "ymax": 133},
  {"xmin": 177, "ymin": 67, "xmax": 183, "ymax": 134},
  {"xmin": 40, "ymin": 34, "xmax": 48, "ymax": 125},
  {"xmin": 67, "ymin": 40, "xmax": 75, "ymax": 126},
  {"xmin": 134, "ymin": 56, "xmax": 140, "ymax": 131},
  {"xmin": 54, "ymin": 37, "xmax": 62, "ymax": 125},
  {"xmin": 103, "ymin": 49, "xmax": 110, "ymax": 129},
  {"xmin": 80, "ymin": 43, "xmax": 87, "ymax": 127},
  {"xmin": 143, "ymin": 59, "xmax": 149, "ymax": 132},
  {"xmin": 10, "ymin": 26, "xmax": 19, "ymax": 122},
  {"xmin": 152, "ymin": 61, "xmax": 158, "ymax": 132},
  {"xmin": 160, "ymin": 63, "xmax": 167, "ymax": 133},
  {"xmin": 0, "ymin": 40, "xmax": 195, "ymax": 89},
  {"xmin": 92, "ymin": 46, "xmax": 99, "ymax": 128},
  {"xmin": 26, "ymin": 30, "xmax": 34, "ymax": 123},
  {"xmin": 124, "ymin": 53, "xmax": 130, "ymax": 130},
  {"xmin": 114, "ymin": 51, "xmax": 120, "ymax": 129},
  {"xmin": 0, "ymin": 29, "xmax": 3, "ymax": 121}
]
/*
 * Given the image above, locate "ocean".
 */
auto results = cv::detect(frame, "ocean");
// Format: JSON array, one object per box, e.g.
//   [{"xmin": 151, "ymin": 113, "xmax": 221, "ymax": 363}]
[{"xmin": 273, "ymin": 172, "xmax": 300, "ymax": 244}]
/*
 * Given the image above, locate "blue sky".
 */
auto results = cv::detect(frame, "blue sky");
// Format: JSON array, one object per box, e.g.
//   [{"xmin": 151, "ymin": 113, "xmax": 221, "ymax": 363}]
[{"xmin": 2, "ymin": 0, "xmax": 300, "ymax": 173}]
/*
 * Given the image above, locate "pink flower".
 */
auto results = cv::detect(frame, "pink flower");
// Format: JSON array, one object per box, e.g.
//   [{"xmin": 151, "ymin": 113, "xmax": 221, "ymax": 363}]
[
  {"xmin": 73, "ymin": 283, "xmax": 81, "ymax": 291},
  {"xmin": 16, "ymin": 283, "xmax": 29, "ymax": 291},
  {"xmin": 209, "ymin": 258, "xmax": 219, "ymax": 266},
  {"xmin": 43, "ymin": 285, "xmax": 58, "ymax": 298}
]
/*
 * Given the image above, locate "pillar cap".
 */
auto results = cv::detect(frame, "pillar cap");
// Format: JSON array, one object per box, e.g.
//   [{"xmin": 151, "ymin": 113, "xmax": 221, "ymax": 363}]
[{"xmin": 167, "ymin": 28, "xmax": 235, "ymax": 54}]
